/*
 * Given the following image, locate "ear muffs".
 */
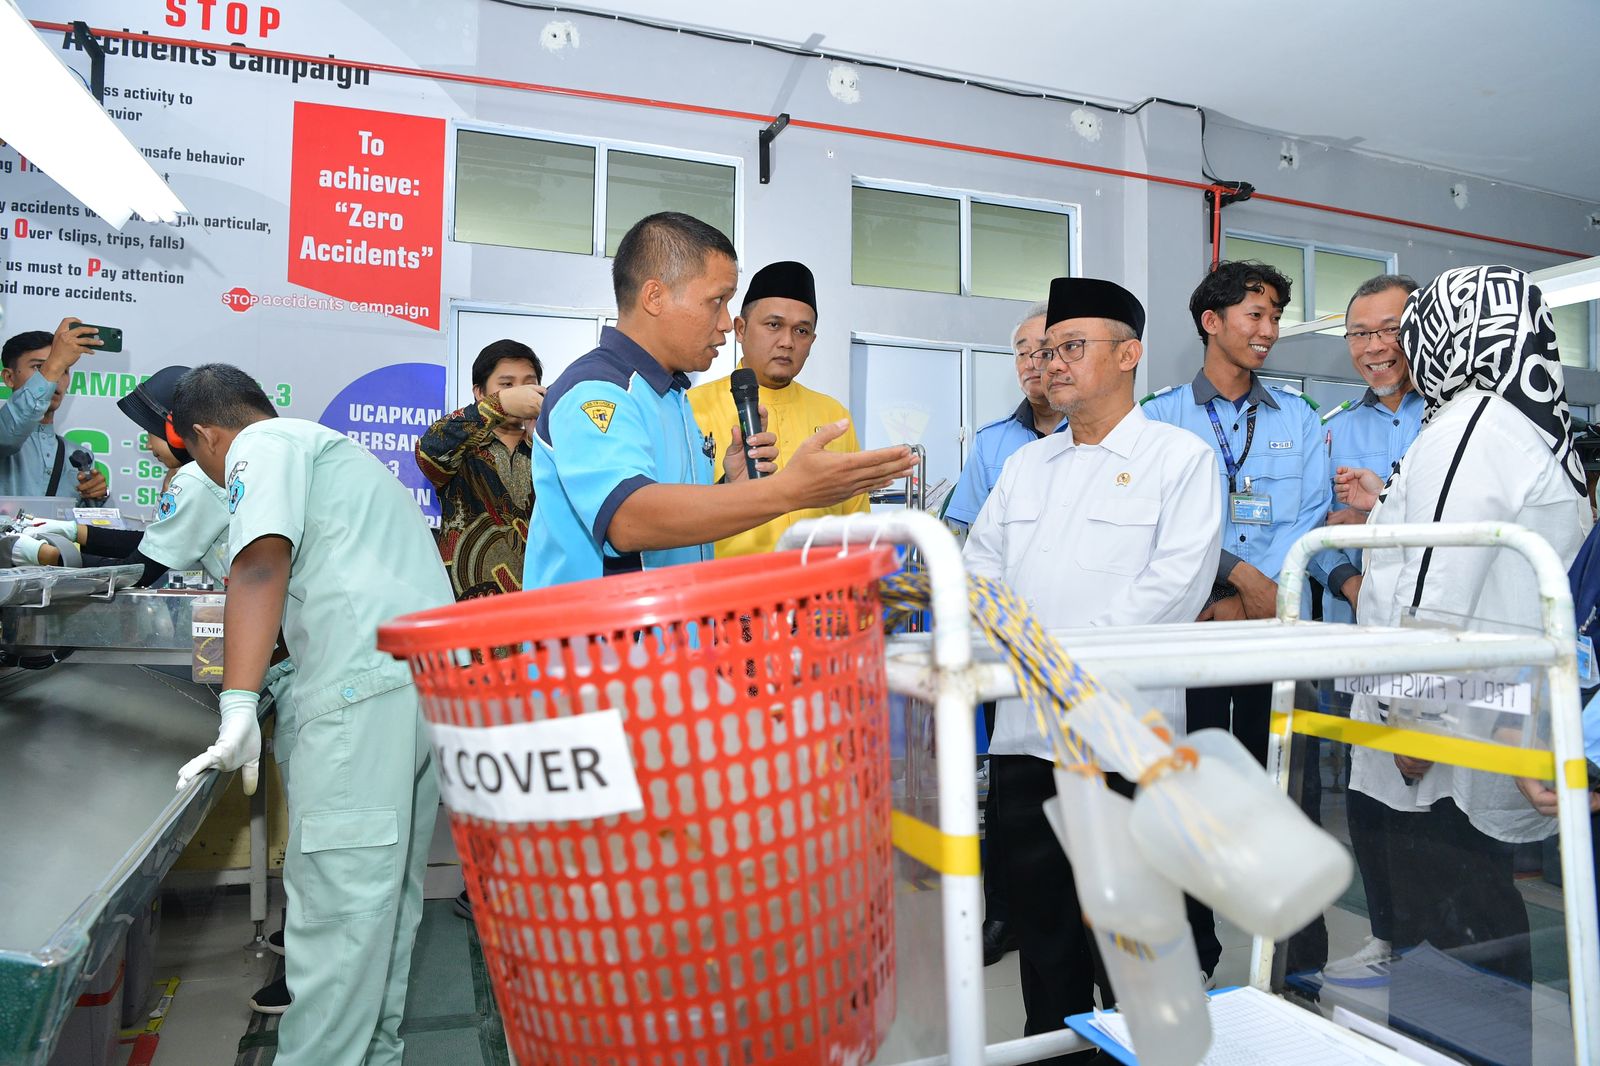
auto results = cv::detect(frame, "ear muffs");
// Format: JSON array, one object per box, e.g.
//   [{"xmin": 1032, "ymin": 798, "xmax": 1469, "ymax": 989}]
[{"xmin": 164, "ymin": 413, "xmax": 187, "ymax": 450}]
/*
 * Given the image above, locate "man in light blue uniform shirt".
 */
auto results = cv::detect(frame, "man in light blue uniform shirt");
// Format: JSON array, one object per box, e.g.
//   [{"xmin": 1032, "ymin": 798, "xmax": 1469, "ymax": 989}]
[
  {"xmin": 1144, "ymin": 258, "xmax": 1334, "ymax": 981},
  {"xmin": 1306, "ymin": 275, "xmax": 1426, "ymax": 986},
  {"xmin": 1142, "ymin": 260, "xmax": 1331, "ymax": 761},
  {"xmin": 1307, "ymin": 275, "xmax": 1424, "ymax": 625},
  {"xmin": 945, "ymin": 301, "xmax": 1067, "ymax": 529},
  {"xmin": 524, "ymin": 212, "xmax": 915, "ymax": 590},
  {"xmin": 0, "ymin": 319, "xmax": 108, "ymax": 501}
]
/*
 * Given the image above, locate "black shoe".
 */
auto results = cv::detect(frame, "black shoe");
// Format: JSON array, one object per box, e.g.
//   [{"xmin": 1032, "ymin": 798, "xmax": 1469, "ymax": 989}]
[
  {"xmin": 982, "ymin": 919, "xmax": 1017, "ymax": 966},
  {"xmin": 453, "ymin": 889, "xmax": 473, "ymax": 920},
  {"xmin": 267, "ymin": 929, "xmax": 285, "ymax": 956},
  {"xmin": 249, "ymin": 976, "xmax": 291, "ymax": 1015}
]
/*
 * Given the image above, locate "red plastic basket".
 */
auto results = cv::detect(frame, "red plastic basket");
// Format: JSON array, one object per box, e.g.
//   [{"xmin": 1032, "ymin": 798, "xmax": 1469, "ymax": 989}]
[{"xmin": 377, "ymin": 547, "xmax": 899, "ymax": 1066}]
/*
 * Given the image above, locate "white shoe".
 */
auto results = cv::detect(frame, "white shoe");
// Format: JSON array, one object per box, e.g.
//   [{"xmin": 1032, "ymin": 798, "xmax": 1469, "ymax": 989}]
[{"xmin": 1322, "ymin": 936, "xmax": 1395, "ymax": 987}]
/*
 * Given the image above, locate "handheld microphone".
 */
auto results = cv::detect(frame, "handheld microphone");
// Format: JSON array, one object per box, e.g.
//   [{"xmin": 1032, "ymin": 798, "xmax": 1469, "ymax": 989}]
[
  {"xmin": 729, "ymin": 368, "xmax": 765, "ymax": 479},
  {"xmin": 70, "ymin": 446, "xmax": 94, "ymax": 476}
]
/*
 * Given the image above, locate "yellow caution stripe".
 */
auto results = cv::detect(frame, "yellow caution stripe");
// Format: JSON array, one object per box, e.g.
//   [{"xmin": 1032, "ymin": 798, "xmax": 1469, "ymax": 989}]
[
  {"xmin": 891, "ymin": 810, "xmax": 981, "ymax": 876},
  {"xmin": 1271, "ymin": 709, "xmax": 1556, "ymax": 780},
  {"xmin": 1565, "ymin": 757, "xmax": 1591, "ymax": 790}
]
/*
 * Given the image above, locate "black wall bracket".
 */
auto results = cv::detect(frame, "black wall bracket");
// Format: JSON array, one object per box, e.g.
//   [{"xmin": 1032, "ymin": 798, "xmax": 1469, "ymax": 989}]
[
  {"xmin": 758, "ymin": 113, "xmax": 790, "ymax": 185},
  {"xmin": 71, "ymin": 21, "xmax": 105, "ymax": 103}
]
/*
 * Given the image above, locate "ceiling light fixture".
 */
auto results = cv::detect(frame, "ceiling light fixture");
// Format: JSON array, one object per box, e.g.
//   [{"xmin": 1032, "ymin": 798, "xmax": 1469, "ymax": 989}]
[{"xmin": 0, "ymin": 4, "xmax": 186, "ymax": 228}]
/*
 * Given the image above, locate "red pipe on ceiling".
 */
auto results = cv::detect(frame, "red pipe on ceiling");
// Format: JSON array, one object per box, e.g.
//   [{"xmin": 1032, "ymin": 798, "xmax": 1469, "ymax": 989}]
[{"xmin": 30, "ymin": 21, "xmax": 1592, "ymax": 262}]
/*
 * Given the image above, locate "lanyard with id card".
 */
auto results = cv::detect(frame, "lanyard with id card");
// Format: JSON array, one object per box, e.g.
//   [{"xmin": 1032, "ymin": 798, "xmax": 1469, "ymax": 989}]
[{"xmin": 1206, "ymin": 400, "xmax": 1271, "ymax": 525}]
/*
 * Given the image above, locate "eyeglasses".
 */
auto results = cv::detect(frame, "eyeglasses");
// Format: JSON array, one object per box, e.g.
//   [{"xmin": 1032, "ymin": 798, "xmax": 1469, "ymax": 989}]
[
  {"xmin": 1344, "ymin": 325, "xmax": 1401, "ymax": 346},
  {"xmin": 1023, "ymin": 338, "xmax": 1126, "ymax": 368}
]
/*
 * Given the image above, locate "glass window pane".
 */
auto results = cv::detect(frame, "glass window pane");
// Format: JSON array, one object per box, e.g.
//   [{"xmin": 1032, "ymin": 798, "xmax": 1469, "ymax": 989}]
[
  {"xmin": 970, "ymin": 201, "xmax": 1070, "ymax": 301},
  {"xmin": 851, "ymin": 187, "xmax": 959, "ymax": 294},
  {"xmin": 453, "ymin": 131, "xmax": 595, "ymax": 253},
  {"xmin": 1223, "ymin": 236, "xmax": 1306, "ymax": 326},
  {"xmin": 1315, "ymin": 250, "xmax": 1388, "ymax": 322},
  {"xmin": 604, "ymin": 152, "xmax": 736, "ymax": 256},
  {"xmin": 1553, "ymin": 302, "xmax": 1592, "ymax": 370}
]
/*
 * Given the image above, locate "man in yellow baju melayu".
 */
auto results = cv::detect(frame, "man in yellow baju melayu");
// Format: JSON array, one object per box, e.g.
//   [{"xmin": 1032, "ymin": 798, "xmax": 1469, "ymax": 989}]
[{"xmin": 688, "ymin": 261, "xmax": 869, "ymax": 557}]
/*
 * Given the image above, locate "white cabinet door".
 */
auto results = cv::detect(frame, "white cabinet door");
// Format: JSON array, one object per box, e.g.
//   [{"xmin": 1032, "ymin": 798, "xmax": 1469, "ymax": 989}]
[
  {"xmin": 449, "ymin": 306, "xmax": 602, "ymax": 409},
  {"xmin": 850, "ymin": 341, "xmax": 964, "ymax": 497},
  {"xmin": 972, "ymin": 348, "xmax": 1022, "ymax": 432}
]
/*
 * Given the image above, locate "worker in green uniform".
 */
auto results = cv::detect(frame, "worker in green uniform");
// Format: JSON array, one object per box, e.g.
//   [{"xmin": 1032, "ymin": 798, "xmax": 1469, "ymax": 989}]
[{"xmin": 170, "ymin": 363, "xmax": 453, "ymax": 1066}]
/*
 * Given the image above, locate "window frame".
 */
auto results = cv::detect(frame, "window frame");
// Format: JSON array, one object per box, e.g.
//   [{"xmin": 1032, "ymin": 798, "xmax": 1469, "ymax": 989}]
[
  {"xmin": 1222, "ymin": 229, "xmax": 1398, "ymax": 328},
  {"xmin": 850, "ymin": 176, "xmax": 1081, "ymax": 298},
  {"xmin": 447, "ymin": 120, "xmax": 745, "ymax": 261},
  {"xmin": 1552, "ymin": 299, "xmax": 1598, "ymax": 372}
]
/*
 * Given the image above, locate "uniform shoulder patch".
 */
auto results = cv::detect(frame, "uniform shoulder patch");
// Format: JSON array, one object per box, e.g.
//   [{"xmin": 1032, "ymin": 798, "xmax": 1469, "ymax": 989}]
[
  {"xmin": 1270, "ymin": 383, "xmax": 1319, "ymax": 410},
  {"xmin": 155, "ymin": 490, "xmax": 178, "ymax": 521},
  {"xmin": 1139, "ymin": 384, "xmax": 1180, "ymax": 406},
  {"xmin": 580, "ymin": 399, "xmax": 616, "ymax": 433}
]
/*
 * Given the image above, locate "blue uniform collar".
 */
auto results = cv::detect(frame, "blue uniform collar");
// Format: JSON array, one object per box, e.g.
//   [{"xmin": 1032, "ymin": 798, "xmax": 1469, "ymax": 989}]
[
  {"xmin": 1358, "ymin": 387, "xmax": 1421, "ymax": 411},
  {"xmin": 1190, "ymin": 367, "xmax": 1279, "ymax": 410},
  {"xmin": 598, "ymin": 326, "xmax": 692, "ymax": 396},
  {"xmin": 1010, "ymin": 399, "xmax": 1069, "ymax": 437}
]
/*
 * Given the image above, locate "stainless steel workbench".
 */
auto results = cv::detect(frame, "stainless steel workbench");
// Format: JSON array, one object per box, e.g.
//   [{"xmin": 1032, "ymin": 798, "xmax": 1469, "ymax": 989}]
[{"xmin": 0, "ymin": 663, "xmax": 230, "ymax": 1065}]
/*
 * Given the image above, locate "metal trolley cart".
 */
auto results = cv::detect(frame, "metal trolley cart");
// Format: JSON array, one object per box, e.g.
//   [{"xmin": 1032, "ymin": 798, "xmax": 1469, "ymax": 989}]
[{"xmin": 779, "ymin": 513, "xmax": 1600, "ymax": 1066}]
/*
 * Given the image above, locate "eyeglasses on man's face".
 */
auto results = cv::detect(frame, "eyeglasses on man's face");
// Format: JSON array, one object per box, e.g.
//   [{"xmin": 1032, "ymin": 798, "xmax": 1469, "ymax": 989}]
[
  {"xmin": 1344, "ymin": 325, "xmax": 1402, "ymax": 347},
  {"xmin": 1023, "ymin": 337, "xmax": 1126, "ymax": 368}
]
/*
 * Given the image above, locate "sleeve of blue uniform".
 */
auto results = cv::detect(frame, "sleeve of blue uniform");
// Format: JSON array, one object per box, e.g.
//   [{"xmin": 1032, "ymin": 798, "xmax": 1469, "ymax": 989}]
[
  {"xmin": 960, "ymin": 454, "xmax": 1012, "ymax": 581},
  {"xmin": 1262, "ymin": 405, "xmax": 1334, "ymax": 582},
  {"xmin": 944, "ymin": 435, "xmax": 993, "ymax": 528},
  {"xmin": 547, "ymin": 382, "xmax": 657, "ymax": 550},
  {"xmin": 0, "ymin": 374, "xmax": 56, "ymax": 456}
]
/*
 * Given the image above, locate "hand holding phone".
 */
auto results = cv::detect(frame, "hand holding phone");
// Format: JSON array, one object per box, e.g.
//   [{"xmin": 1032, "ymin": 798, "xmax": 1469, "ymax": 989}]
[{"xmin": 76, "ymin": 324, "xmax": 123, "ymax": 353}]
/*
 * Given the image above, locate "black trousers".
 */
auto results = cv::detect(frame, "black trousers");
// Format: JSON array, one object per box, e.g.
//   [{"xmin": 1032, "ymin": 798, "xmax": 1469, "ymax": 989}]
[
  {"xmin": 981, "ymin": 702, "xmax": 1008, "ymax": 926},
  {"xmin": 992, "ymin": 755, "xmax": 1219, "ymax": 1050},
  {"xmin": 1386, "ymin": 798, "xmax": 1532, "ymax": 1066},
  {"xmin": 1185, "ymin": 683, "xmax": 1272, "ymax": 766},
  {"xmin": 1346, "ymin": 789, "xmax": 1398, "ymax": 943}
]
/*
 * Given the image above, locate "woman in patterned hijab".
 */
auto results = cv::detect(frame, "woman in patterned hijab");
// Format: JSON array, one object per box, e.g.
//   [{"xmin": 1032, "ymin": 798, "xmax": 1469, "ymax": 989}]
[{"xmin": 1401, "ymin": 263, "xmax": 1585, "ymax": 495}]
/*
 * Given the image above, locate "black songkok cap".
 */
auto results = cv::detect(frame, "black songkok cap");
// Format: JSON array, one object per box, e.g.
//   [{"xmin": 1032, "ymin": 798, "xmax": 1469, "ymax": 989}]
[
  {"xmin": 1046, "ymin": 277, "xmax": 1146, "ymax": 339},
  {"xmin": 741, "ymin": 261, "xmax": 817, "ymax": 319}
]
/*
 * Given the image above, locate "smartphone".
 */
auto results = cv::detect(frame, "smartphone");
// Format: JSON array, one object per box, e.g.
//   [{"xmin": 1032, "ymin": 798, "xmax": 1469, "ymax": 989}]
[{"xmin": 78, "ymin": 324, "xmax": 122, "ymax": 353}]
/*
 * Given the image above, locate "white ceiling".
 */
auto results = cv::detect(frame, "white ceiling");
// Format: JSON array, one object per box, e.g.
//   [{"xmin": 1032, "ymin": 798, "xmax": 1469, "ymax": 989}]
[{"xmin": 583, "ymin": 0, "xmax": 1600, "ymax": 204}]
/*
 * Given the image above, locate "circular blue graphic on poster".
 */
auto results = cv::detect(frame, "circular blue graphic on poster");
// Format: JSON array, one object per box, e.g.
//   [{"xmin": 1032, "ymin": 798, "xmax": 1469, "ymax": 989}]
[{"xmin": 319, "ymin": 362, "xmax": 445, "ymax": 526}]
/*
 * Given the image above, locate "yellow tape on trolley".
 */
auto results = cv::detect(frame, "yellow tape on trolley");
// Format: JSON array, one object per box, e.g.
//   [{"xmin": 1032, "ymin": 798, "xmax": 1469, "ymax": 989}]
[
  {"xmin": 891, "ymin": 810, "xmax": 981, "ymax": 876},
  {"xmin": 1271, "ymin": 709, "xmax": 1556, "ymax": 780}
]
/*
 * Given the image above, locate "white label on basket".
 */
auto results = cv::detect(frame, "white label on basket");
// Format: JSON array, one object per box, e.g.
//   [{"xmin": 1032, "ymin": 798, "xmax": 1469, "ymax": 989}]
[
  {"xmin": 426, "ymin": 710, "xmax": 643, "ymax": 823},
  {"xmin": 1334, "ymin": 674, "xmax": 1531, "ymax": 715}
]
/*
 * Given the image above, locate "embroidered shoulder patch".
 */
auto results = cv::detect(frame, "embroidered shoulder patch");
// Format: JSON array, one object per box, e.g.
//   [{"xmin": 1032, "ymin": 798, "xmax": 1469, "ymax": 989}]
[{"xmin": 581, "ymin": 399, "xmax": 616, "ymax": 433}]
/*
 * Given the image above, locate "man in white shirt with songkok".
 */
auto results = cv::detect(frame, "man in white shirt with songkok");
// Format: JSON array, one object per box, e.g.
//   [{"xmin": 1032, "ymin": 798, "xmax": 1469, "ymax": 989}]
[{"xmin": 964, "ymin": 276, "xmax": 1220, "ymax": 1043}]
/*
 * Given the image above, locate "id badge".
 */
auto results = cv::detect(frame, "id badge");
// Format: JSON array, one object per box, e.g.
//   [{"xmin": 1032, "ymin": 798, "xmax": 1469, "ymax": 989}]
[
  {"xmin": 1229, "ymin": 492, "xmax": 1272, "ymax": 525},
  {"xmin": 1579, "ymin": 634, "xmax": 1597, "ymax": 687}
]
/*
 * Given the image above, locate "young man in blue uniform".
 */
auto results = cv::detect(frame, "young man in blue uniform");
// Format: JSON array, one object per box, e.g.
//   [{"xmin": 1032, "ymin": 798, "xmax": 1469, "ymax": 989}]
[
  {"xmin": 171, "ymin": 365, "xmax": 453, "ymax": 1066},
  {"xmin": 1305, "ymin": 274, "xmax": 1425, "ymax": 986},
  {"xmin": 524, "ymin": 212, "xmax": 916, "ymax": 590},
  {"xmin": 944, "ymin": 301, "xmax": 1068, "ymax": 530},
  {"xmin": 1143, "ymin": 260, "xmax": 1331, "ymax": 762}
]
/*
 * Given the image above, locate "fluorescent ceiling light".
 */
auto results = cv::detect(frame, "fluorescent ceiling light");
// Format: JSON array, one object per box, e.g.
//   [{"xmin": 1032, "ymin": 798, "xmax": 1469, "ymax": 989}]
[
  {"xmin": 0, "ymin": 4, "xmax": 186, "ymax": 228},
  {"xmin": 1530, "ymin": 255, "xmax": 1600, "ymax": 309}
]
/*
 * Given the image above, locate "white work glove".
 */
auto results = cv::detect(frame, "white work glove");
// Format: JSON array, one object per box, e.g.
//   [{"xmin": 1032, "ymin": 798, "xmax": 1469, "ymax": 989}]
[
  {"xmin": 5, "ymin": 534, "xmax": 45, "ymax": 566},
  {"xmin": 176, "ymin": 689, "xmax": 262, "ymax": 795},
  {"xmin": 25, "ymin": 518, "xmax": 79, "ymax": 541}
]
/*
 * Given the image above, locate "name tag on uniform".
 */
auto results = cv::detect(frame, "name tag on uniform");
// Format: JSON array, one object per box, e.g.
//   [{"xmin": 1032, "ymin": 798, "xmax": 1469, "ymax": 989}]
[
  {"xmin": 1230, "ymin": 492, "xmax": 1272, "ymax": 525},
  {"xmin": 1579, "ymin": 635, "xmax": 1597, "ymax": 687}
]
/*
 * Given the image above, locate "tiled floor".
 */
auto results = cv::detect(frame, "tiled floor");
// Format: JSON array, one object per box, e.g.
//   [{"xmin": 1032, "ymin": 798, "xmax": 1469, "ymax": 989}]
[{"xmin": 111, "ymin": 804, "xmax": 466, "ymax": 1066}]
